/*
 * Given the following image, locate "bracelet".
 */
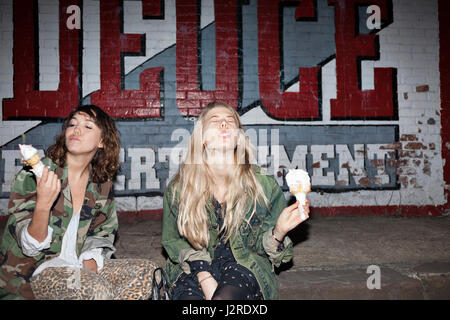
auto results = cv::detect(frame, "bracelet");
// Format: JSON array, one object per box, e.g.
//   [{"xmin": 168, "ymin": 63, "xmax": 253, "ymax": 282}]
[
  {"xmin": 199, "ymin": 275, "xmax": 213, "ymax": 284},
  {"xmin": 272, "ymin": 228, "xmax": 283, "ymax": 243}
]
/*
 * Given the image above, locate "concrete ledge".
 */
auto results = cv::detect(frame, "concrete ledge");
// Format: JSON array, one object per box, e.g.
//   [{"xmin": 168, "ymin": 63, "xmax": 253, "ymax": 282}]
[
  {"xmin": 277, "ymin": 263, "xmax": 450, "ymax": 300},
  {"xmin": 412, "ymin": 262, "xmax": 450, "ymax": 299},
  {"xmin": 1, "ymin": 215, "xmax": 450, "ymax": 300},
  {"xmin": 277, "ymin": 266, "xmax": 425, "ymax": 300},
  {"xmin": 419, "ymin": 274, "xmax": 450, "ymax": 299}
]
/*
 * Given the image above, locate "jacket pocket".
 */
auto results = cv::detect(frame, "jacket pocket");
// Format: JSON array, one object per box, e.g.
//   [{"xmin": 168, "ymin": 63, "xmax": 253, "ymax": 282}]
[{"xmin": 246, "ymin": 212, "xmax": 264, "ymax": 248}]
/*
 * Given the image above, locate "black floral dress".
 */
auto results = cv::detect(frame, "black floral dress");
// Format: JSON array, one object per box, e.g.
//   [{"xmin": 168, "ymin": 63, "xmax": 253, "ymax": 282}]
[{"xmin": 172, "ymin": 198, "xmax": 263, "ymax": 300}]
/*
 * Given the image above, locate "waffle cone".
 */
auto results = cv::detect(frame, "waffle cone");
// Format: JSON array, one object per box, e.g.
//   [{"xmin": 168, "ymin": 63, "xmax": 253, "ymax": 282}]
[
  {"xmin": 289, "ymin": 184, "xmax": 311, "ymax": 194},
  {"xmin": 23, "ymin": 153, "xmax": 40, "ymax": 167}
]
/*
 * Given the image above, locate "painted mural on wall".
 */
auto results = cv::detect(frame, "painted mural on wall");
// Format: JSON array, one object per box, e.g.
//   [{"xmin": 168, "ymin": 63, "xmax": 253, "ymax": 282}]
[{"xmin": 0, "ymin": 0, "xmax": 446, "ymax": 214}]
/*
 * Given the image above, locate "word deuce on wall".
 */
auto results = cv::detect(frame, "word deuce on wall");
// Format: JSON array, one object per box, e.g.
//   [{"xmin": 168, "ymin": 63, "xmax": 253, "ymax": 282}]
[{"xmin": 2, "ymin": 0, "xmax": 395, "ymax": 120}]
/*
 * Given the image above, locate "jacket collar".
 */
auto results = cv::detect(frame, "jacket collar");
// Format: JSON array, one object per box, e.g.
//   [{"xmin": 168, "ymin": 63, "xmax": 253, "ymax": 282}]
[{"xmin": 42, "ymin": 157, "xmax": 98, "ymax": 205}]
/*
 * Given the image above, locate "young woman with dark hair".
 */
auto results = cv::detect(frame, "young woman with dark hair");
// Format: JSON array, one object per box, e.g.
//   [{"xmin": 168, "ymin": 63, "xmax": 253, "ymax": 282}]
[{"xmin": 0, "ymin": 105, "xmax": 156, "ymax": 300}]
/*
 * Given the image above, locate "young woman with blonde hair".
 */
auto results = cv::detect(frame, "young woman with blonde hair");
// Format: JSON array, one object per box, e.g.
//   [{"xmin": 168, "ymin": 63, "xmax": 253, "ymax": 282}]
[{"xmin": 162, "ymin": 101, "xmax": 310, "ymax": 300}]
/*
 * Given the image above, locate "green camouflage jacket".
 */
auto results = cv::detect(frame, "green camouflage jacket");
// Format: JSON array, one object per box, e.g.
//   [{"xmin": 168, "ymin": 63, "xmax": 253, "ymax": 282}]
[
  {"xmin": 0, "ymin": 157, "xmax": 118, "ymax": 300},
  {"xmin": 162, "ymin": 165, "xmax": 293, "ymax": 300}
]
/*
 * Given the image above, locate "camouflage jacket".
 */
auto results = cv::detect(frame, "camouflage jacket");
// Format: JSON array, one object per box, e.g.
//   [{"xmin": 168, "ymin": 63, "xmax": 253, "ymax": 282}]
[{"xmin": 0, "ymin": 157, "xmax": 118, "ymax": 300}]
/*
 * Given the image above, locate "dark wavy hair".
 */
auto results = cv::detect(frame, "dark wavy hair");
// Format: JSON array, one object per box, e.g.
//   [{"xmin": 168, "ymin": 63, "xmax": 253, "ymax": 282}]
[{"xmin": 46, "ymin": 105, "xmax": 121, "ymax": 183}]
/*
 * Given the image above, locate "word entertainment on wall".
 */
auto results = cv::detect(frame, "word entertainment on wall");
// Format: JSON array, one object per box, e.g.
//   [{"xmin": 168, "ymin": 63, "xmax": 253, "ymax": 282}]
[{"xmin": 1, "ymin": 131, "xmax": 399, "ymax": 195}]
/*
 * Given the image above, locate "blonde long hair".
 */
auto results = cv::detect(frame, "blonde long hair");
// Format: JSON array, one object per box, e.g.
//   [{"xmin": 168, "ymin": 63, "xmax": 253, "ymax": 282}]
[{"xmin": 171, "ymin": 101, "xmax": 270, "ymax": 249}]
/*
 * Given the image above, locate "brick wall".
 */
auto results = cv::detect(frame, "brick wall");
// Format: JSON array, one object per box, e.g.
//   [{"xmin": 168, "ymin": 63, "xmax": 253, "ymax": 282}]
[{"xmin": 0, "ymin": 0, "xmax": 448, "ymax": 217}]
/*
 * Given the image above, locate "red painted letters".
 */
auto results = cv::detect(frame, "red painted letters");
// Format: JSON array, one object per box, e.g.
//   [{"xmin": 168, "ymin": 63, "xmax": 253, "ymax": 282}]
[
  {"xmin": 258, "ymin": 0, "xmax": 320, "ymax": 120},
  {"xmin": 2, "ymin": 0, "xmax": 397, "ymax": 121},
  {"xmin": 2, "ymin": 0, "xmax": 81, "ymax": 120},
  {"xmin": 90, "ymin": 0, "xmax": 163, "ymax": 118},
  {"xmin": 328, "ymin": 0, "xmax": 396, "ymax": 119},
  {"xmin": 176, "ymin": 0, "xmax": 239, "ymax": 116}
]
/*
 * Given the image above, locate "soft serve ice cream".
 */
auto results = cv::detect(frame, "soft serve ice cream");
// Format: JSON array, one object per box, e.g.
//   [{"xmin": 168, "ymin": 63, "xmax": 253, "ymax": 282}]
[
  {"xmin": 19, "ymin": 144, "xmax": 45, "ymax": 178},
  {"xmin": 285, "ymin": 169, "xmax": 311, "ymax": 220}
]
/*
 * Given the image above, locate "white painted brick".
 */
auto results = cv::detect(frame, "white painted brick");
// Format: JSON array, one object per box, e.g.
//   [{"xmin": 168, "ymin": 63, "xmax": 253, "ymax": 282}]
[
  {"xmin": 84, "ymin": 39, "xmax": 100, "ymax": 49},
  {"xmin": 115, "ymin": 197, "xmax": 137, "ymax": 212},
  {"xmin": 0, "ymin": 121, "xmax": 42, "ymax": 146},
  {"xmin": 426, "ymin": 125, "xmax": 442, "ymax": 135},
  {"xmin": 84, "ymin": 29, "xmax": 100, "ymax": 38},
  {"xmin": 137, "ymin": 196, "xmax": 163, "ymax": 211}
]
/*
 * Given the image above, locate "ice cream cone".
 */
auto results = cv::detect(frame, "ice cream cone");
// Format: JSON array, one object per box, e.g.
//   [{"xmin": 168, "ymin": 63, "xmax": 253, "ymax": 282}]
[
  {"xmin": 19, "ymin": 144, "xmax": 45, "ymax": 178},
  {"xmin": 23, "ymin": 153, "xmax": 40, "ymax": 167},
  {"xmin": 294, "ymin": 191, "xmax": 309, "ymax": 220},
  {"xmin": 285, "ymin": 169, "xmax": 311, "ymax": 220}
]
